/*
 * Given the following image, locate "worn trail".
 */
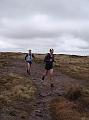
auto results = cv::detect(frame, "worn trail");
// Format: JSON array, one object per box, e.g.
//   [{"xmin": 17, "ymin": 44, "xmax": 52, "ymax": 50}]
[
  {"xmin": 26, "ymin": 62, "xmax": 81, "ymax": 120},
  {"xmin": 3, "ymin": 59, "xmax": 83, "ymax": 120}
]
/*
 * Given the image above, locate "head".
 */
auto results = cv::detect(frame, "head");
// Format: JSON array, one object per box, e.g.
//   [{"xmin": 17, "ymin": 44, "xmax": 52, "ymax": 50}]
[
  {"xmin": 50, "ymin": 49, "xmax": 54, "ymax": 54},
  {"xmin": 29, "ymin": 49, "xmax": 31, "ymax": 54}
]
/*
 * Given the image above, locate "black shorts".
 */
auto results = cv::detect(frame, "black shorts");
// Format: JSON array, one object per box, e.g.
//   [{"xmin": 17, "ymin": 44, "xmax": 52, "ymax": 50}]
[
  {"xmin": 45, "ymin": 63, "xmax": 53, "ymax": 70},
  {"xmin": 26, "ymin": 61, "xmax": 32, "ymax": 64}
]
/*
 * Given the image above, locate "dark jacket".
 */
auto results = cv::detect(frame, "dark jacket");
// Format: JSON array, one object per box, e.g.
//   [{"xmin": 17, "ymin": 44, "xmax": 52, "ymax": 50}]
[{"xmin": 44, "ymin": 53, "xmax": 54, "ymax": 64}]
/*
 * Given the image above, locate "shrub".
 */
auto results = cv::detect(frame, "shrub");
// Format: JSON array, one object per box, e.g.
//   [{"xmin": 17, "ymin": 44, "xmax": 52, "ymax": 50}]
[{"xmin": 65, "ymin": 85, "xmax": 82, "ymax": 101}]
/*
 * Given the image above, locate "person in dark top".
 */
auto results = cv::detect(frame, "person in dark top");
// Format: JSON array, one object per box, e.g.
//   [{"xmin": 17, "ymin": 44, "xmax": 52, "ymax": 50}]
[
  {"xmin": 42, "ymin": 49, "xmax": 55, "ymax": 88},
  {"xmin": 25, "ymin": 49, "xmax": 35, "ymax": 75}
]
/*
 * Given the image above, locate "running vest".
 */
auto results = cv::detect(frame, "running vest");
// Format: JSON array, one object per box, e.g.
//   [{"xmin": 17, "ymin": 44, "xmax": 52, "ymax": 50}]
[{"xmin": 26, "ymin": 54, "xmax": 33, "ymax": 62}]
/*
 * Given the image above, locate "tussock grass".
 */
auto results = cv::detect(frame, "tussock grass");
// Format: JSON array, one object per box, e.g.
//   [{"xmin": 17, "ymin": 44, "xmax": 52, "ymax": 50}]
[
  {"xmin": 50, "ymin": 85, "xmax": 89, "ymax": 120},
  {"xmin": 65, "ymin": 84, "xmax": 82, "ymax": 101},
  {"xmin": 0, "ymin": 52, "xmax": 37, "ymax": 119},
  {"xmin": 0, "ymin": 73, "xmax": 36, "ymax": 105},
  {"xmin": 55, "ymin": 55, "xmax": 89, "ymax": 80}
]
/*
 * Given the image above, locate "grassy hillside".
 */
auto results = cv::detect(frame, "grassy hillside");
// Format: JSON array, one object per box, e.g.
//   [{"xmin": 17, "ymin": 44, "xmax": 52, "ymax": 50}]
[
  {"xmin": 35, "ymin": 53, "xmax": 89, "ymax": 120},
  {"xmin": 55, "ymin": 54, "xmax": 89, "ymax": 81},
  {"xmin": 0, "ymin": 52, "xmax": 89, "ymax": 120},
  {"xmin": 36, "ymin": 54, "xmax": 89, "ymax": 81},
  {"xmin": 52, "ymin": 55, "xmax": 89, "ymax": 120},
  {"xmin": 0, "ymin": 52, "xmax": 36, "ymax": 120}
]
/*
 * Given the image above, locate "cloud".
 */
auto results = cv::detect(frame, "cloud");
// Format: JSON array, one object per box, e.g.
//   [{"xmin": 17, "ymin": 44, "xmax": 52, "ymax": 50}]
[
  {"xmin": 0, "ymin": 0, "xmax": 89, "ymax": 19},
  {"xmin": 0, "ymin": 37, "xmax": 18, "ymax": 51},
  {"xmin": 0, "ymin": 0, "xmax": 89, "ymax": 55},
  {"xmin": 1, "ymin": 15, "xmax": 89, "ymax": 39}
]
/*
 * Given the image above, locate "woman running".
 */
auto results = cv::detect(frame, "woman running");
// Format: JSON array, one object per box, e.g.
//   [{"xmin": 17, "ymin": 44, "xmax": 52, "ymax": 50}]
[
  {"xmin": 25, "ymin": 50, "xmax": 35, "ymax": 75},
  {"xmin": 42, "ymin": 49, "xmax": 55, "ymax": 88}
]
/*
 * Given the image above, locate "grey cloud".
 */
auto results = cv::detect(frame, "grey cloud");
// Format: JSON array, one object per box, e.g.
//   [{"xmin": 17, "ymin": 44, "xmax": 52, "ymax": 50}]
[
  {"xmin": 0, "ymin": 0, "xmax": 89, "ymax": 55},
  {"xmin": 0, "ymin": 0, "xmax": 89, "ymax": 19},
  {"xmin": 1, "ymin": 17, "xmax": 89, "ymax": 40}
]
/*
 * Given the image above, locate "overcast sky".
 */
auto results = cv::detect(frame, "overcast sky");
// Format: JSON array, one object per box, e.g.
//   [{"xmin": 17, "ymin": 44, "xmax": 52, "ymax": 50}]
[{"xmin": 0, "ymin": 0, "xmax": 89, "ymax": 55}]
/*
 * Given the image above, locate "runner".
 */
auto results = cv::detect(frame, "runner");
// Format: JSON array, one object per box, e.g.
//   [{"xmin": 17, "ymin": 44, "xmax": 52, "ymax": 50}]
[
  {"xmin": 25, "ymin": 50, "xmax": 35, "ymax": 75},
  {"xmin": 42, "ymin": 49, "xmax": 55, "ymax": 88}
]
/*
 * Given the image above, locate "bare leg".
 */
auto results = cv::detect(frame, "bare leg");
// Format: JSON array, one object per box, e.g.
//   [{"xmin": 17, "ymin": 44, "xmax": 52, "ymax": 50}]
[
  {"xmin": 49, "ymin": 69, "xmax": 54, "ymax": 87},
  {"xmin": 27, "ymin": 63, "xmax": 31, "ymax": 74},
  {"xmin": 42, "ymin": 70, "xmax": 48, "ymax": 80}
]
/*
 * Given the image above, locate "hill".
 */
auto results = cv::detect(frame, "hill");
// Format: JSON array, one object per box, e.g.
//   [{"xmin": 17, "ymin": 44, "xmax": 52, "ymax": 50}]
[{"xmin": 0, "ymin": 52, "xmax": 89, "ymax": 120}]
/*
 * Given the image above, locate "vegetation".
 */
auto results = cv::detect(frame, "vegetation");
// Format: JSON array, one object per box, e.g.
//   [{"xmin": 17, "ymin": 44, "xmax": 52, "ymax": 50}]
[
  {"xmin": 0, "ymin": 52, "xmax": 89, "ymax": 120},
  {"xmin": 50, "ymin": 54, "xmax": 89, "ymax": 120},
  {"xmin": 50, "ymin": 85, "xmax": 89, "ymax": 120},
  {"xmin": 55, "ymin": 54, "xmax": 89, "ymax": 81},
  {"xmin": 0, "ymin": 52, "xmax": 36, "ymax": 120}
]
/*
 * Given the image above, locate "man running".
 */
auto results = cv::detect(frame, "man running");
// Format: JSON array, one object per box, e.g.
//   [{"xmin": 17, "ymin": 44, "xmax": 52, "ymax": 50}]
[
  {"xmin": 25, "ymin": 50, "xmax": 35, "ymax": 75},
  {"xmin": 42, "ymin": 49, "xmax": 55, "ymax": 88}
]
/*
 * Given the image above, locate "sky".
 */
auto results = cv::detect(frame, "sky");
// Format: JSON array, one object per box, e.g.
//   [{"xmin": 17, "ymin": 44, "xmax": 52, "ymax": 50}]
[{"xmin": 0, "ymin": 0, "xmax": 89, "ymax": 55}]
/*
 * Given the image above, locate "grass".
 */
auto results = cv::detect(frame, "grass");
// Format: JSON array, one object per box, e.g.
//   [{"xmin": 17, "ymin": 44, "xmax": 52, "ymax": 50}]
[
  {"xmin": 50, "ymin": 85, "xmax": 89, "ymax": 120},
  {"xmin": 0, "ymin": 52, "xmax": 37, "ymax": 120},
  {"xmin": 54, "ymin": 54, "xmax": 89, "ymax": 80},
  {"xmin": 50, "ymin": 97, "xmax": 81, "ymax": 120},
  {"xmin": 34, "ymin": 54, "xmax": 89, "ymax": 81},
  {"xmin": 0, "ymin": 52, "xmax": 89, "ymax": 120},
  {"xmin": 49, "ymin": 54, "xmax": 89, "ymax": 120},
  {"xmin": 31, "ymin": 53, "xmax": 89, "ymax": 120},
  {"xmin": 0, "ymin": 74, "xmax": 36, "ymax": 103}
]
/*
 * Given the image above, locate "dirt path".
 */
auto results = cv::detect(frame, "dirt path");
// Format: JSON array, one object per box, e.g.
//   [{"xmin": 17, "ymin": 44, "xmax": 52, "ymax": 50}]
[
  {"xmin": 2, "ymin": 59, "xmax": 84, "ymax": 120},
  {"xmin": 21, "ymin": 61, "xmax": 83, "ymax": 120}
]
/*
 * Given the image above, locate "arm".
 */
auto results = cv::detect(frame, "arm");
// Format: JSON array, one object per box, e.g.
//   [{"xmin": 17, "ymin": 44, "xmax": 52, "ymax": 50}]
[
  {"xmin": 44, "ymin": 54, "xmax": 50, "ymax": 62},
  {"xmin": 44, "ymin": 55, "xmax": 47, "ymax": 62},
  {"xmin": 32, "ymin": 54, "xmax": 35, "ymax": 59},
  {"xmin": 25, "ymin": 54, "xmax": 28, "ymax": 60}
]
